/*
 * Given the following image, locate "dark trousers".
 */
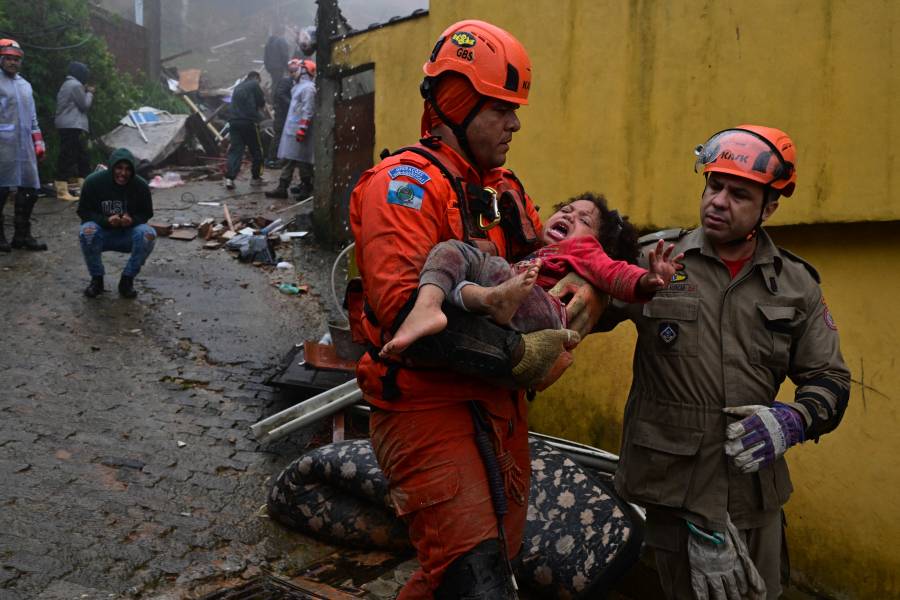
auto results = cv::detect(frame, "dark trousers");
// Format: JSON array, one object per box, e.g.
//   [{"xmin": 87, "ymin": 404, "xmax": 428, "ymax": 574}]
[
  {"xmin": 56, "ymin": 128, "xmax": 90, "ymax": 180},
  {"xmin": 267, "ymin": 110, "xmax": 287, "ymax": 161},
  {"xmin": 0, "ymin": 187, "xmax": 40, "ymax": 241},
  {"xmin": 645, "ymin": 507, "xmax": 785, "ymax": 600},
  {"xmin": 279, "ymin": 160, "xmax": 313, "ymax": 186},
  {"xmin": 226, "ymin": 120, "xmax": 263, "ymax": 180}
]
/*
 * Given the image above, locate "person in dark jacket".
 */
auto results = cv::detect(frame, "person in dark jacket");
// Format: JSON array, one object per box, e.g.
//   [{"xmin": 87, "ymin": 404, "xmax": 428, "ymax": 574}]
[
  {"xmin": 263, "ymin": 34, "xmax": 290, "ymax": 84},
  {"xmin": 53, "ymin": 61, "xmax": 94, "ymax": 201},
  {"xmin": 265, "ymin": 67, "xmax": 294, "ymax": 168},
  {"xmin": 77, "ymin": 148, "xmax": 156, "ymax": 299},
  {"xmin": 225, "ymin": 71, "xmax": 265, "ymax": 191}
]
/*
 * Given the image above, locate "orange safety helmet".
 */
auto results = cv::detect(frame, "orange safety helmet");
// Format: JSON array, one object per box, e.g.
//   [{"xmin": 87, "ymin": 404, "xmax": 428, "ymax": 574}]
[
  {"xmin": 694, "ymin": 125, "xmax": 797, "ymax": 197},
  {"xmin": 422, "ymin": 20, "xmax": 531, "ymax": 106},
  {"xmin": 0, "ymin": 38, "xmax": 24, "ymax": 58},
  {"xmin": 300, "ymin": 59, "xmax": 316, "ymax": 78}
]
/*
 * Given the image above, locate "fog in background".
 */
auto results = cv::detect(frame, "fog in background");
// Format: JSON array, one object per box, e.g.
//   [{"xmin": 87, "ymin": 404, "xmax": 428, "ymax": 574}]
[{"xmin": 94, "ymin": 0, "xmax": 427, "ymax": 86}]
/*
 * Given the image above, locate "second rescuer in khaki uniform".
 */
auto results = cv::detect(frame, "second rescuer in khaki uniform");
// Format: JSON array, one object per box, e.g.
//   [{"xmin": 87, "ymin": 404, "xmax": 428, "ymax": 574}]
[{"xmin": 600, "ymin": 125, "xmax": 850, "ymax": 599}]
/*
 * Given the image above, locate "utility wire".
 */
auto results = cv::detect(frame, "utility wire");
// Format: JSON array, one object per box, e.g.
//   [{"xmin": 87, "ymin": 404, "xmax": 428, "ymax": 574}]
[
  {"xmin": 0, "ymin": 23, "xmax": 72, "ymax": 38},
  {"xmin": 17, "ymin": 38, "xmax": 93, "ymax": 51}
]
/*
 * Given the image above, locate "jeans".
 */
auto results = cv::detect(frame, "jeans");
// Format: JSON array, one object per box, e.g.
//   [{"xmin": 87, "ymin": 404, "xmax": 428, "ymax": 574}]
[
  {"xmin": 226, "ymin": 120, "xmax": 263, "ymax": 180},
  {"xmin": 79, "ymin": 222, "xmax": 156, "ymax": 278}
]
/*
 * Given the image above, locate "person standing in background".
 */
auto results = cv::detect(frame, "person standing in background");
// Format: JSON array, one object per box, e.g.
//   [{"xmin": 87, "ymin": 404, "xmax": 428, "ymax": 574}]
[
  {"xmin": 265, "ymin": 58, "xmax": 295, "ymax": 169},
  {"xmin": 265, "ymin": 59, "xmax": 315, "ymax": 200},
  {"xmin": 54, "ymin": 61, "xmax": 94, "ymax": 201},
  {"xmin": 0, "ymin": 38, "xmax": 48, "ymax": 253},
  {"xmin": 224, "ymin": 71, "xmax": 265, "ymax": 191}
]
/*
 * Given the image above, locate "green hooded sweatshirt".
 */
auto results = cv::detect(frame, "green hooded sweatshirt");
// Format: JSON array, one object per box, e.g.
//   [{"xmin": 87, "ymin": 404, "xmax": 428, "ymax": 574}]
[{"xmin": 77, "ymin": 148, "xmax": 153, "ymax": 228}]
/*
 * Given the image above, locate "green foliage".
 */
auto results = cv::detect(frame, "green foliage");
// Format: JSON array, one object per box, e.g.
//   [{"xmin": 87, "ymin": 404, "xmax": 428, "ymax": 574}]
[{"xmin": 0, "ymin": 0, "xmax": 180, "ymax": 180}]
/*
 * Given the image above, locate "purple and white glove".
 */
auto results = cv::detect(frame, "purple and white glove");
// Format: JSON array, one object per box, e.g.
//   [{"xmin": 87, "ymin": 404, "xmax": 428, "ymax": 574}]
[{"xmin": 723, "ymin": 402, "xmax": 806, "ymax": 473}]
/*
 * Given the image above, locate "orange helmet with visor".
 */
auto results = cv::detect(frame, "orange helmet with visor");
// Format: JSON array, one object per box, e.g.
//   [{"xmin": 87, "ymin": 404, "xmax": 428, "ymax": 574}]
[{"xmin": 694, "ymin": 125, "xmax": 797, "ymax": 197}]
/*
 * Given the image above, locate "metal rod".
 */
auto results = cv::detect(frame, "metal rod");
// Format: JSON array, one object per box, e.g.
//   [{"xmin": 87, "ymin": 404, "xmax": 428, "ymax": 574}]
[
  {"xmin": 129, "ymin": 110, "xmax": 149, "ymax": 143},
  {"xmin": 257, "ymin": 389, "xmax": 361, "ymax": 444},
  {"xmin": 251, "ymin": 379, "xmax": 361, "ymax": 443}
]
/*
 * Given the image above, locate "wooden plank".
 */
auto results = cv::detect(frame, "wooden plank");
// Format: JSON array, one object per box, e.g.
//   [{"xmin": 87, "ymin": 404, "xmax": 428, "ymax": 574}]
[{"xmin": 169, "ymin": 228, "xmax": 198, "ymax": 241}]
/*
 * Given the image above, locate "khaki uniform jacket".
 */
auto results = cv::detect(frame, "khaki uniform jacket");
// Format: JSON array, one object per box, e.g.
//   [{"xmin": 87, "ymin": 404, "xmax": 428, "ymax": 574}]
[{"xmin": 600, "ymin": 227, "xmax": 850, "ymax": 531}]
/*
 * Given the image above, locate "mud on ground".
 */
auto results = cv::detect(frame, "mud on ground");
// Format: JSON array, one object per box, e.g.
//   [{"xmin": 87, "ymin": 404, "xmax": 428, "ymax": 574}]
[{"xmin": 0, "ymin": 173, "xmax": 354, "ymax": 599}]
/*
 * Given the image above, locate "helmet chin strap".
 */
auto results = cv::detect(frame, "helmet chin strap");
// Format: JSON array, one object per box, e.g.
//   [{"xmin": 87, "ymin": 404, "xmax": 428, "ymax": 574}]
[
  {"xmin": 422, "ymin": 77, "xmax": 488, "ymax": 170},
  {"xmin": 724, "ymin": 195, "xmax": 770, "ymax": 246}
]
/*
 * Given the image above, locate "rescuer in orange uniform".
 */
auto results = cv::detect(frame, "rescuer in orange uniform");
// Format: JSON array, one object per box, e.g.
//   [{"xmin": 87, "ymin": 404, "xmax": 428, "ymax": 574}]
[{"xmin": 349, "ymin": 20, "xmax": 583, "ymax": 599}]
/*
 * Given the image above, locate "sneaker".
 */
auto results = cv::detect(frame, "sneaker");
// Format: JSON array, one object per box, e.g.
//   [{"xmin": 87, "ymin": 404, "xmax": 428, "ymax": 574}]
[
  {"xmin": 225, "ymin": 178, "xmax": 235, "ymax": 190},
  {"xmin": 84, "ymin": 276, "xmax": 105, "ymax": 298},
  {"xmin": 250, "ymin": 177, "xmax": 264, "ymax": 187},
  {"xmin": 118, "ymin": 274, "xmax": 137, "ymax": 299}
]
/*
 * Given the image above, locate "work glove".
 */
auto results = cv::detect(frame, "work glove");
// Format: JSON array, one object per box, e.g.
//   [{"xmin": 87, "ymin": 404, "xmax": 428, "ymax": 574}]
[
  {"xmin": 548, "ymin": 272, "xmax": 609, "ymax": 338},
  {"xmin": 511, "ymin": 328, "xmax": 580, "ymax": 389},
  {"xmin": 723, "ymin": 402, "xmax": 805, "ymax": 473},
  {"xmin": 32, "ymin": 132, "xmax": 46, "ymax": 162},
  {"xmin": 295, "ymin": 127, "xmax": 306, "ymax": 142},
  {"xmin": 687, "ymin": 514, "xmax": 766, "ymax": 600}
]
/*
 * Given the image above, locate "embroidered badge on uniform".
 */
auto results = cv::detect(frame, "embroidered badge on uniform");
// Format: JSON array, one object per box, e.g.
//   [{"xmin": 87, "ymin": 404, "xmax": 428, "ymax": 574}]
[
  {"xmin": 659, "ymin": 322, "xmax": 679, "ymax": 345},
  {"xmin": 823, "ymin": 302, "xmax": 837, "ymax": 330},
  {"xmin": 387, "ymin": 180, "xmax": 424, "ymax": 210},
  {"xmin": 388, "ymin": 165, "xmax": 431, "ymax": 185},
  {"xmin": 671, "ymin": 271, "xmax": 687, "ymax": 283}
]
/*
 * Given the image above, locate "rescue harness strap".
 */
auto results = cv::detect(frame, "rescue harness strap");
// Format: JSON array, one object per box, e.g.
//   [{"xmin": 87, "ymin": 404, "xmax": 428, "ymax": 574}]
[
  {"xmin": 365, "ymin": 143, "xmax": 532, "ymax": 400},
  {"xmin": 469, "ymin": 401, "xmax": 519, "ymax": 597}
]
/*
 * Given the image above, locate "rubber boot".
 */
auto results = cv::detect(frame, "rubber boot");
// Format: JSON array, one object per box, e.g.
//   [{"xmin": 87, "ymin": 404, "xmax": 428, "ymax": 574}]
[
  {"xmin": 292, "ymin": 178, "xmax": 313, "ymax": 200},
  {"xmin": 0, "ymin": 190, "xmax": 10, "ymax": 252},
  {"xmin": 11, "ymin": 191, "xmax": 48, "ymax": 251},
  {"xmin": 54, "ymin": 181, "xmax": 79, "ymax": 202},
  {"xmin": 84, "ymin": 276, "xmax": 105, "ymax": 298},
  {"xmin": 265, "ymin": 179, "xmax": 289, "ymax": 199},
  {"xmin": 118, "ymin": 274, "xmax": 137, "ymax": 298}
]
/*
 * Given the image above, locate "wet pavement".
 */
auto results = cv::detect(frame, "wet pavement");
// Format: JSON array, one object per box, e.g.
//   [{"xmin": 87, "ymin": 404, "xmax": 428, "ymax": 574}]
[{"xmin": 0, "ymin": 173, "xmax": 350, "ymax": 599}]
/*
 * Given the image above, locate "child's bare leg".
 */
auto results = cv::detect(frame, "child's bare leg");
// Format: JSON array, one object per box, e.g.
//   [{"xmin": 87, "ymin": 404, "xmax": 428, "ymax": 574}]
[
  {"xmin": 460, "ymin": 261, "xmax": 541, "ymax": 326},
  {"xmin": 380, "ymin": 284, "xmax": 448, "ymax": 357}
]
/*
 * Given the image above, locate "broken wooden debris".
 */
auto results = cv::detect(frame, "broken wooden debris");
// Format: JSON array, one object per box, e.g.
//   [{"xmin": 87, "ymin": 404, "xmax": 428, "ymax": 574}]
[
  {"xmin": 223, "ymin": 203, "xmax": 235, "ymax": 232},
  {"xmin": 169, "ymin": 228, "xmax": 198, "ymax": 241},
  {"xmin": 149, "ymin": 221, "xmax": 172, "ymax": 237}
]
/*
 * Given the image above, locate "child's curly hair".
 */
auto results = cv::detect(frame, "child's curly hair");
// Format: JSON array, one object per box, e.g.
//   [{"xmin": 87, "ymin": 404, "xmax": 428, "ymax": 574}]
[{"xmin": 553, "ymin": 192, "xmax": 640, "ymax": 264}]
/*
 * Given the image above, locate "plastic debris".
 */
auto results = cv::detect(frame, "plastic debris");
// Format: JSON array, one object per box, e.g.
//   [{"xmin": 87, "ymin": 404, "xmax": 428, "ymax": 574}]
[{"xmin": 148, "ymin": 172, "xmax": 185, "ymax": 189}]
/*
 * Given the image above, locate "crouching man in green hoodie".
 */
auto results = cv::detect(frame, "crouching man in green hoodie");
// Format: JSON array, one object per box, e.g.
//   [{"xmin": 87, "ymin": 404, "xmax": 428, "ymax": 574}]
[{"xmin": 77, "ymin": 148, "xmax": 155, "ymax": 298}]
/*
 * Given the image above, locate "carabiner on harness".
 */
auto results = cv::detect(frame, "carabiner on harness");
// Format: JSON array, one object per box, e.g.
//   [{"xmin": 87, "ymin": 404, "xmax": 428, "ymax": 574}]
[{"xmin": 477, "ymin": 186, "xmax": 501, "ymax": 231}]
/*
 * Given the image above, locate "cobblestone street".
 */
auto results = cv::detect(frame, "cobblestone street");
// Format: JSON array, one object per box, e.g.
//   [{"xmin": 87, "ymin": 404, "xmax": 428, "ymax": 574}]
[{"xmin": 0, "ymin": 176, "xmax": 345, "ymax": 599}]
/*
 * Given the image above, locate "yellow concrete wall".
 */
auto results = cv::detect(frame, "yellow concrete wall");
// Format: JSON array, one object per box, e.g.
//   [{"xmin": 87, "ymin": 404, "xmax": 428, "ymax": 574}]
[{"xmin": 335, "ymin": 2, "xmax": 900, "ymax": 598}]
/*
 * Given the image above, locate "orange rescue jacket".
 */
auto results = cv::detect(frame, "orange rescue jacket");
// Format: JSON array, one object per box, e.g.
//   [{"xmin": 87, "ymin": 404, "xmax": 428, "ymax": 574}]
[{"xmin": 348, "ymin": 139, "xmax": 543, "ymax": 411}]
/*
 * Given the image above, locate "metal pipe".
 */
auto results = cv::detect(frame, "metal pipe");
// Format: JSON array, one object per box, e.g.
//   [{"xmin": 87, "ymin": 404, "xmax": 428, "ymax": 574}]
[
  {"xmin": 129, "ymin": 110, "xmax": 149, "ymax": 143},
  {"xmin": 251, "ymin": 379, "xmax": 361, "ymax": 443},
  {"xmin": 261, "ymin": 390, "xmax": 361, "ymax": 443}
]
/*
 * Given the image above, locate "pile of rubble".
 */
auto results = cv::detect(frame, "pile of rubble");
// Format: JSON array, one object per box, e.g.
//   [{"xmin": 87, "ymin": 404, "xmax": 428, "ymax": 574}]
[{"xmin": 149, "ymin": 202, "xmax": 312, "ymax": 295}]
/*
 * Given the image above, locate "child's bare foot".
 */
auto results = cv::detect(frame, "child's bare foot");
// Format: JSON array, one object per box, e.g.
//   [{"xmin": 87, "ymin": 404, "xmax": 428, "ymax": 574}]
[
  {"xmin": 380, "ymin": 290, "xmax": 448, "ymax": 357},
  {"xmin": 513, "ymin": 258, "xmax": 541, "ymax": 275},
  {"xmin": 478, "ymin": 265, "xmax": 539, "ymax": 325}
]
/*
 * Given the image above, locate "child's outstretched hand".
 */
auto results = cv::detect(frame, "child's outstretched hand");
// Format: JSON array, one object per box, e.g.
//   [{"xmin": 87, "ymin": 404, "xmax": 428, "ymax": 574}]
[{"xmin": 638, "ymin": 240, "xmax": 684, "ymax": 294}]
